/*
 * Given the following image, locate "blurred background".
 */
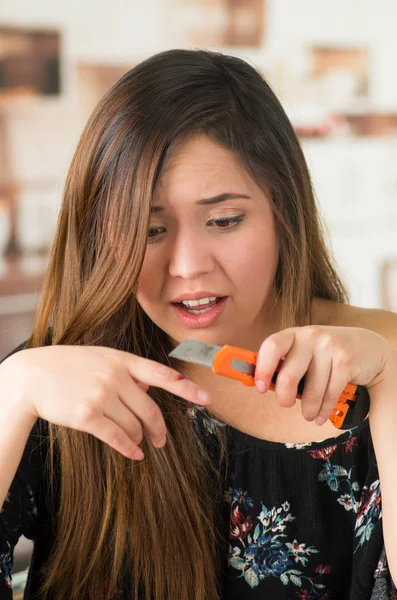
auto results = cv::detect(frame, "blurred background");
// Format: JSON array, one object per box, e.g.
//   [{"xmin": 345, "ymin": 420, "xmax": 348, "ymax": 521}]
[{"xmin": 0, "ymin": 0, "xmax": 397, "ymax": 592}]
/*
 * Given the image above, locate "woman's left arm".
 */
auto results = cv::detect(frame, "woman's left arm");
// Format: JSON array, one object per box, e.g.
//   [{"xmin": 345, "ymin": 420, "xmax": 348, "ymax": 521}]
[
  {"xmin": 337, "ymin": 302, "xmax": 397, "ymax": 582},
  {"xmin": 257, "ymin": 313, "xmax": 397, "ymax": 585},
  {"xmin": 318, "ymin": 299, "xmax": 397, "ymax": 579},
  {"xmin": 367, "ymin": 347, "xmax": 397, "ymax": 586}
]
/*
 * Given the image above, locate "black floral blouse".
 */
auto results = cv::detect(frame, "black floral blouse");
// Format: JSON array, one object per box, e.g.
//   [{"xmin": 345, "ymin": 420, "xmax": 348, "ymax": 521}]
[
  {"xmin": 190, "ymin": 406, "xmax": 397, "ymax": 600},
  {"xmin": 1, "ymin": 343, "xmax": 397, "ymax": 599}
]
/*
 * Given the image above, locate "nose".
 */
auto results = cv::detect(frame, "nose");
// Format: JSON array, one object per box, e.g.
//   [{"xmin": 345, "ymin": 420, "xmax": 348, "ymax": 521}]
[{"xmin": 168, "ymin": 228, "xmax": 215, "ymax": 279}]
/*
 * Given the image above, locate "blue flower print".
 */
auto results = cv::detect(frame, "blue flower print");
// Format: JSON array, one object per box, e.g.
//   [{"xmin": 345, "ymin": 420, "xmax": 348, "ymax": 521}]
[
  {"xmin": 318, "ymin": 462, "xmax": 349, "ymax": 492},
  {"xmin": 233, "ymin": 489, "xmax": 255, "ymax": 510},
  {"xmin": 306, "ymin": 437, "xmax": 381, "ymax": 552},
  {"xmin": 245, "ymin": 536, "xmax": 292, "ymax": 577},
  {"xmin": 354, "ymin": 479, "xmax": 381, "ymax": 552},
  {"xmin": 227, "ymin": 492, "xmax": 329, "ymax": 594},
  {"xmin": 0, "ymin": 546, "xmax": 12, "ymax": 589}
]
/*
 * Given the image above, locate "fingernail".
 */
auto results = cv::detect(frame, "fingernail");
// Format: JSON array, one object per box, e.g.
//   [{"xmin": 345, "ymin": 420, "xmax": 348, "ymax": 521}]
[
  {"xmin": 132, "ymin": 449, "xmax": 144, "ymax": 460},
  {"xmin": 315, "ymin": 416, "xmax": 327, "ymax": 426},
  {"xmin": 256, "ymin": 380, "xmax": 267, "ymax": 393},
  {"xmin": 196, "ymin": 389, "xmax": 211, "ymax": 404}
]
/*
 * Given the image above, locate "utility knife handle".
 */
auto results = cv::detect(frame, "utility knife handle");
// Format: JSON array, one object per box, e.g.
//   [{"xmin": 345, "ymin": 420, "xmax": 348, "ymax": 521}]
[
  {"xmin": 213, "ymin": 346, "xmax": 369, "ymax": 431},
  {"xmin": 268, "ymin": 365, "xmax": 370, "ymax": 430},
  {"xmin": 212, "ymin": 345, "xmax": 257, "ymax": 386}
]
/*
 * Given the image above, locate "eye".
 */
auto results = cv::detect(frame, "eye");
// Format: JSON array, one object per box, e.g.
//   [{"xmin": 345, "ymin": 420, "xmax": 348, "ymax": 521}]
[
  {"xmin": 207, "ymin": 215, "xmax": 245, "ymax": 231},
  {"xmin": 147, "ymin": 226, "xmax": 166, "ymax": 243}
]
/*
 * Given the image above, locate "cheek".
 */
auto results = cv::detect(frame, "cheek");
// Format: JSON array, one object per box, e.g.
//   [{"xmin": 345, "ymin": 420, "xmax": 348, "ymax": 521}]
[
  {"xmin": 136, "ymin": 254, "xmax": 163, "ymax": 308},
  {"xmin": 222, "ymin": 228, "xmax": 279, "ymax": 286}
]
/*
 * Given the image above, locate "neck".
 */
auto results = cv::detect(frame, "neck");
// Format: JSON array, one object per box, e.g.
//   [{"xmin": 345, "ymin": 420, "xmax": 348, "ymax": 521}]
[{"xmin": 180, "ymin": 297, "xmax": 346, "ymax": 443}]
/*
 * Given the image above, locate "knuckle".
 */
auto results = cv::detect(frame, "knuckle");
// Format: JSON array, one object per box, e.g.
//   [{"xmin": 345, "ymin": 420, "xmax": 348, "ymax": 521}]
[
  {"xmin": 89, "ymin": 384, "xmax": 109, "ymax": 406},
  {"xmin": 318, "ymin": 333, "xmax": 336, "ymax": 353},
  {"xmin": 262, "ymin": 337, "xmax": 278, "ymax": 356},
  {"xmin": 146, "ymin": 402, "xmax": 163, "ymax": 423},
  {"xmin": 108, "ymin": 430, "xmax": 130, "ymax": 449},
  {"xmin": 277, "ymin": 371, "xmax": 298, "ymax": 388},
  {"xmin": 77, "ymin": 403, "xmax": 98, "ymax": 425},
  {"xmin": 130, "ymin": 427, "xmax": 143, "ymax": 446},
  {"xmin": 101, "ymin": 366, "xmax": 120, "ymax": 385},
  {"xmin": 334, "ymin": 350, "xmax": 352, "ymax": 368},
  {"xmin": 303, "ymin": 326, "xmax": 321, "ymax": 342},
  {"xmin": 155, "ymin": 363, "xmax": 173, "ymax": 380}
]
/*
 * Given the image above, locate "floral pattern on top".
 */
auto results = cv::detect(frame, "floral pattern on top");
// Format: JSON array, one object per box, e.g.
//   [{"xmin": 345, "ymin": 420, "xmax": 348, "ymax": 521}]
[
  {"xmin": 0, "ymin": 546, "xmax": 12, "ymax": 589},
  {"xmin": 188, "ymin": 408, "xmax": 388, "ymax": 598},
  {"xmin": 355, "ymin": 479, "xmax": 382, "ymax": 551},
  {"xmin": 0, "ymin": 482, "xmax": 38, "ymax": 589},
  {"xmin": 305, "ymin": 437, "xmax": 382, "ymax": 552},
  {"xmin": 225, "ymin": 484, "xmax": 331, "ymax": 597},
  {"xmin": 187, "ymin": 406, "xmax": 227, "ymax": 435}
]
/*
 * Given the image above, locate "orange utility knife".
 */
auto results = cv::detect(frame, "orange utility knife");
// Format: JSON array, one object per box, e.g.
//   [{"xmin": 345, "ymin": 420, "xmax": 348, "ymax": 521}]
[{"xmin": 169, "ymin": 339, "xmax": 370, "ymax": 430}]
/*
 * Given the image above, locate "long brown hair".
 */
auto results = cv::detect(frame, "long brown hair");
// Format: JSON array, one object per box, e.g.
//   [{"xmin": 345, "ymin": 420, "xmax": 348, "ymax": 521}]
[{"xmin": 25, "ymin": 49, "xmax": 348, "ymax": 599}]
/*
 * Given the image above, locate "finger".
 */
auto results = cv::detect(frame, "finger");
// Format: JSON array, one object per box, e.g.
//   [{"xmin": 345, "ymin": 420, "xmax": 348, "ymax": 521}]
[
  {"xmin": 298, "ymin": 354, "xmax": 332, "ymax": 422},
  {"xmin": 83, "ymin": 414, "xmax": 145, "ymax": 461},
  {"xmin": 101, "ymin": 392, "xmax": 145, "ymax": 446},
  {"xmin": 116, "ymin": 372, "xmax": 168, "ymax": 448},
  {"xmin": 274, "ymin": 344, "xmax": 313, "ymax": 409},
  {"xmin": 314, "ymin": 362, "xmax": 350, "ymax": 426},
  {"xmin": 136, "ymin": 381, "xmax": 149, "ymax": 393},
  {"xmin": 255, "ymin": 328, "xmax": 297, "ymax": 392},
  {"xmin": 121, "ymin": 353, "xmax": 211, "ymax": 406}
]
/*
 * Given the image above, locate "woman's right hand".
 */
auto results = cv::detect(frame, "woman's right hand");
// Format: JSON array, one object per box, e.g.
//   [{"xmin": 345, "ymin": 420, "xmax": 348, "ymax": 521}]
[{"xmin": 0, "ymin": 345, "xmax": 210, "ymax": 461}]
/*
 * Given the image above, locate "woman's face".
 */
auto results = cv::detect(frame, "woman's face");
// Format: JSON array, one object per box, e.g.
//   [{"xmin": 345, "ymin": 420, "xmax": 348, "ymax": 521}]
[{"xmin": 137, "ymin": 134, "xmax": 280, "ymax": 350}]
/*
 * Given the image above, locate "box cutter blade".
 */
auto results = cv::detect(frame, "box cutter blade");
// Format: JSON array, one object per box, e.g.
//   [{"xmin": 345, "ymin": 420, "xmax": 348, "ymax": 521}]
[{"xmin": 169, "ymin": 339, "xmax": 370, "ymax": 431}]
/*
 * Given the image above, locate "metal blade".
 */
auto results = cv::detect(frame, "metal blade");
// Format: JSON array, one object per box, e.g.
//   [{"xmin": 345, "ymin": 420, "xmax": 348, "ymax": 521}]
[
  {"xmin": 168, "ymin": 339, "xmax": 222, "ymax": 368},
  {"xmin": 230, "ymin": 358, "xmax": 255, "ymax": 376}
]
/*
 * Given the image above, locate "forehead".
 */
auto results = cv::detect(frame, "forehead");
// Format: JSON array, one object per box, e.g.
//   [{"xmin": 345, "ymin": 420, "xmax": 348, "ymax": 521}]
[{"xmin": 154, "ymin": 134, "xmax": 257, "ymax": 201}]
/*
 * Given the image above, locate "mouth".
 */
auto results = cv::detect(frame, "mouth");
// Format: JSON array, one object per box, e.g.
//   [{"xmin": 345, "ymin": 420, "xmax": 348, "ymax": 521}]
[{"xmin": 171, "ymin": 296, "xmax": 228, "ymax": 328}]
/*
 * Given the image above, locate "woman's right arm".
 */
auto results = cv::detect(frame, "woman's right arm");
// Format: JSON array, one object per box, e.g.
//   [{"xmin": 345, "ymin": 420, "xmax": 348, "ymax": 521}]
[
  {"xmin": 0, "ymin": 398, "xmax": 37, "ymax": 511},
  {"xmin": 0, "ymin": 343, "xmax": 210, "ymax": 511},
  {"xmin": 0, "ymin": 342, "xmax": 37, "ymax": 511}
]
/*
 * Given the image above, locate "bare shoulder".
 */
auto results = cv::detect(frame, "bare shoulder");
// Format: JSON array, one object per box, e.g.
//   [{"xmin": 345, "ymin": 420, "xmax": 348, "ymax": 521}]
[{"xmin": 312, "ymin": 297, "xmax": 397, "ymax": 344}]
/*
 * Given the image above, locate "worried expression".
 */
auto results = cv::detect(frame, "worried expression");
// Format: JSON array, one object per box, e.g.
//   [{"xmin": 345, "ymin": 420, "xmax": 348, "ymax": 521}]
[{"xmin": 136, "ymin": 134, "xmax": 279, "ymax": 350}]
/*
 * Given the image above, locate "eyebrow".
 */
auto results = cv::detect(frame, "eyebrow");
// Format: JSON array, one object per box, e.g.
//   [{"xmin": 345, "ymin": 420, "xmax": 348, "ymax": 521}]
[{"xmin": 150, "ymin": 192, "xmax": 252, "ymax": 213}]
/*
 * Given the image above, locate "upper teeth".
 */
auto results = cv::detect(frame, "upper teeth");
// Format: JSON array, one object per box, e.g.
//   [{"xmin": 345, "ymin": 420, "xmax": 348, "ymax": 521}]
[{"xmin": 181, "ymin": 296, "xmax": 217, "ymax": 307}]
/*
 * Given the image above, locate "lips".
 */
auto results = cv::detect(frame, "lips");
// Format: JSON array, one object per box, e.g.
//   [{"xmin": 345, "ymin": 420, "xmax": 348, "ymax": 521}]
[{"xmin": 171, "ymin": 296, "xmax": 228, "ymax": 328}]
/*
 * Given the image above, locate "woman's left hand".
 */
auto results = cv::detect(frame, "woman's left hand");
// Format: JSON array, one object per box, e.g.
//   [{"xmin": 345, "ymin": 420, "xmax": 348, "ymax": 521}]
[{"xmin": 254, "ymin": 325, "xmax": 393, "ymax": 426}]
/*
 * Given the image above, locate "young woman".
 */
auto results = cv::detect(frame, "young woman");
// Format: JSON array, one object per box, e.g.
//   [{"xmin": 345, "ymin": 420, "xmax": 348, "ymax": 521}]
[{"xmin": 1, "ymin": 49, "xmax": 397, "ymax": 600}]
